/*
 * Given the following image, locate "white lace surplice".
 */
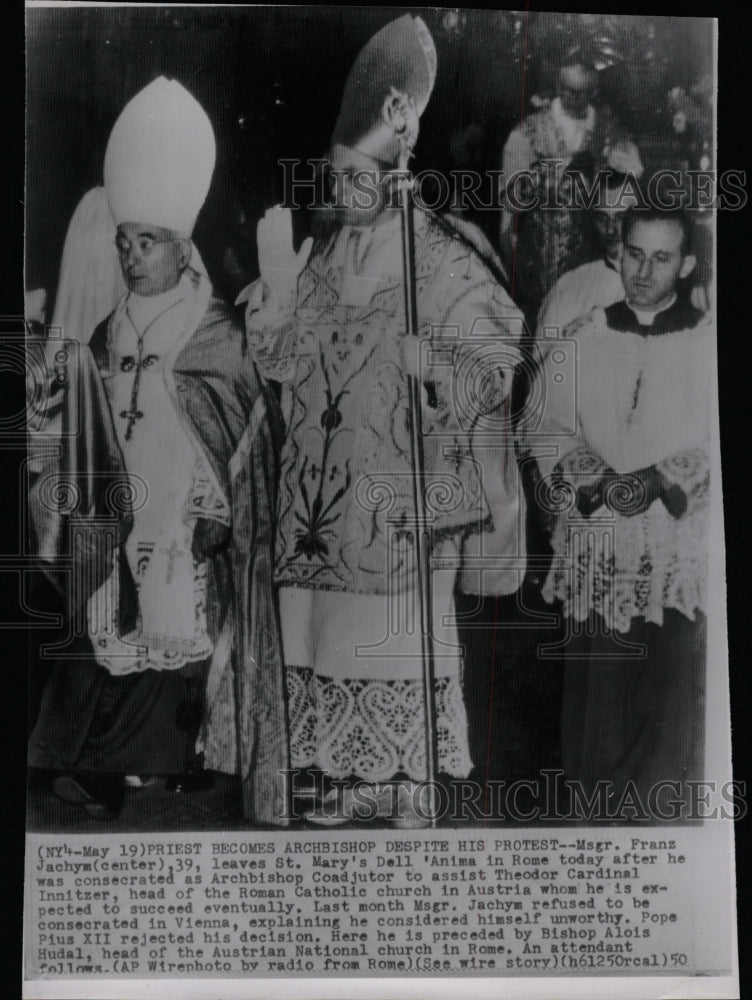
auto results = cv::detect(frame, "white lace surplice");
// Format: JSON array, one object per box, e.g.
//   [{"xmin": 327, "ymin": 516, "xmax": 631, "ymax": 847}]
[
  {"xmin": 535, "ymin": 308, "xmax": 712, "ymax": 634},
  {"xmin": 279, "ymin": 543, "xmax": 471, "ymax": 780}
]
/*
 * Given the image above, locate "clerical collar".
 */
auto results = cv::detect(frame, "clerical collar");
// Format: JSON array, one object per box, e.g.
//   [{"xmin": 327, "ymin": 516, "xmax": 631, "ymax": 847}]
[
  {"xmin": 629, "ymin": 294, "xmax": 677, "ymax": 326},
  {"xmin": 126, "ymin": 273, "xmax": 191, "ymax": 329},
  {"xmin": 605, "ymin": 295, "xmax": 704, "ymax": 336}
]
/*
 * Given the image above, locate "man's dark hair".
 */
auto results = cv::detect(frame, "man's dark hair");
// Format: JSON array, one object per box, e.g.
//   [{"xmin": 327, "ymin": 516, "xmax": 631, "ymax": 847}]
[{"xmin": 621, "ymin": 206, "xmax": 694, "ymax": 256}]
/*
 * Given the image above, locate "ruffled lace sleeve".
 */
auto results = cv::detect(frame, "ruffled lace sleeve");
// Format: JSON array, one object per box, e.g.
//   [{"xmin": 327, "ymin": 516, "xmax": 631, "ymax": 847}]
[
  {"xmin": 555, "ymin": 443, "xmax": 611, "ymax": 485},
  {"xmin": 656, "ymin": 446, "xmax": 710, "ymax": 519}
]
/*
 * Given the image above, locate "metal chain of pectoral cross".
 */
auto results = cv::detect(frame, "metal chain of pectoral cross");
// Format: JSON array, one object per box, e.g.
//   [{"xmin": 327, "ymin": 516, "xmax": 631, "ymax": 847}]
[
  {"xmin": 119, "ymin": 336, "xmax": 150, "ymax": 441},
  {"xmin": 119, "ymin": 297, "xmax": 186, "ymax": 441}
]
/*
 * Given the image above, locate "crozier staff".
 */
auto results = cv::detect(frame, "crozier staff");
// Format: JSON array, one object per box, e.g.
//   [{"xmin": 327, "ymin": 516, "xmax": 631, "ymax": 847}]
[{"xmin": 240, "ymin": 15, "xmax": 526, "ymax": 825}]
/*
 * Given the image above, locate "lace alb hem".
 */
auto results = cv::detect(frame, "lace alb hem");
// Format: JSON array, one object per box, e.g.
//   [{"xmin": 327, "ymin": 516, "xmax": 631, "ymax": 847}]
[
  {"xmin": 543, "ymin": 508, "xmax": 707, "ymax": 633},
  {"xmin": 287, "ymin": 667, "xmax": 472, "ymax": 781},
  {"xmin": 88, "ymin": 552, "xmax": 213, "ymax": 675}
]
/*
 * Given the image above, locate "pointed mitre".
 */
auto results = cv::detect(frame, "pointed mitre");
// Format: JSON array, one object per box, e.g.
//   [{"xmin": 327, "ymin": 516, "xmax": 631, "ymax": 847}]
[
  {"xmin": 104, "ymin": 77, "xmax": 216, "ymax": 235},
  {"xmin": 330, "ymin": 14, "xmax": 437, "ymax": 161}
]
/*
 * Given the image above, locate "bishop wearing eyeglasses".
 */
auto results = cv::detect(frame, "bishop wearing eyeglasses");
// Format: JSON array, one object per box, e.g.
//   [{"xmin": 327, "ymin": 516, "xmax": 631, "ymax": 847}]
[{"xmin": 29, "ymin": 77, "xmax": 287, "ymax": 823}]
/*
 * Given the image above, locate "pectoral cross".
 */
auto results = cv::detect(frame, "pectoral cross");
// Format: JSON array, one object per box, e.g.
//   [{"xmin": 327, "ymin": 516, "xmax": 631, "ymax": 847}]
[
  {"xmin": 120, "ymin": 403, "xmax": 144, "ymax": 441},
  {"xmin": 159, "ymin": 539, "xmax": 185, "ymax": 585},
  {"xmin": 119, "ymin": 350, "xmax": 160, "ymax": 441},
  {"xmin": 118, "ymin": 293, "xmax": 188, "ymax": 441}
]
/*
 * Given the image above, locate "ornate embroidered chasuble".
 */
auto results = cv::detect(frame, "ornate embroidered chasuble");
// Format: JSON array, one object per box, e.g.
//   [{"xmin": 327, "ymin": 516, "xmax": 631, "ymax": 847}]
[
  {"xmin": 502, "ymin": 101, "xmax": 623, "ymax": 310},
  {"xmin": 247, "ymin": 210, "xmax": 524, "ymax": 596},
  {"xmin": 245, "ymin": 208, "xmax": 525, "ymax": 780}
]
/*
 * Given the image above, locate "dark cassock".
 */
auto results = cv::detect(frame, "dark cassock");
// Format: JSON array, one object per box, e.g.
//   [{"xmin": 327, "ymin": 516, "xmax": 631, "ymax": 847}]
[{"xmin": 28, "ymin": 77, "xmax": 287, "ymax": 824}]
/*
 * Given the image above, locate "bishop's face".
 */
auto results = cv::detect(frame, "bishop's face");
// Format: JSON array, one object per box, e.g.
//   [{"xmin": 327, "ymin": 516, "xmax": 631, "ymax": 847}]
[
  {"xmin": 115, "ymin": 222, "xmax": 188, "ymax": 296},
  {"xmin": 324, "ymin": 146, "xmax": 395, "ymax": 227}
]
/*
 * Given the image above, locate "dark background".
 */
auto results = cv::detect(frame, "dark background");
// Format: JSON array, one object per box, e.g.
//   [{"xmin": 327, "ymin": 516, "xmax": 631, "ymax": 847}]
[
  {"xmin": 25, "ymin": 7, "xmax": 713, "ymax": 306},
  {"xmin": 6, "ymin": 5, "xmax": 747, "ymax": 998}
]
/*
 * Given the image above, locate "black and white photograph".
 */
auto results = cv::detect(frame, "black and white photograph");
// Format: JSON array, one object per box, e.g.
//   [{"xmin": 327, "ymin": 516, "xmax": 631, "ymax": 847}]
[{"xmin": 21, "ymin": 4, "xmax": 737, "ymax": 997}]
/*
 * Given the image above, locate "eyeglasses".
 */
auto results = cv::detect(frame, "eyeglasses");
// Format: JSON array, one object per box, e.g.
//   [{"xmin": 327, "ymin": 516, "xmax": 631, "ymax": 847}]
[{"xmin": 114, "ymin": 235, "xmax": 180, "ymax": 259}]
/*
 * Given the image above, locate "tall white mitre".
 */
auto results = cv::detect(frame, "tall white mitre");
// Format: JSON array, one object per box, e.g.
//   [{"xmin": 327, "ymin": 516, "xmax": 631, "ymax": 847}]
[{"xmin": 103, "ymin": 76, "xmax": 216, "ymax": 236}]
